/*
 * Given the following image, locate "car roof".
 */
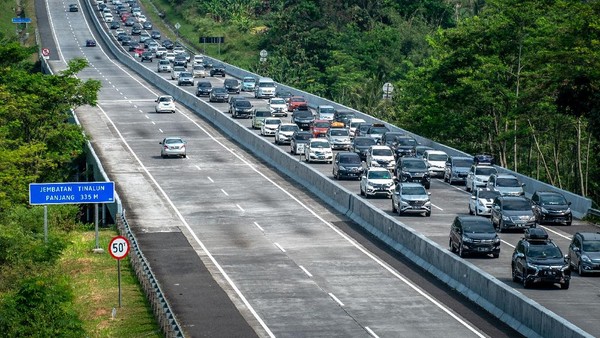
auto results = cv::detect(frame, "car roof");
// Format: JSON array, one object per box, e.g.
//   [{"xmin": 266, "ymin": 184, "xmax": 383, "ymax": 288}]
[
  {"xmin": 319, "ymin": 105, "xmax": 334, "ymax": 109},
  {"xmin": 424, "ymin": 149, "xmax": 447, "ymax": 154},
  {"xmin": 456, "ymin": 215, "xmax": 492, "ymax": 223},
  {"xmin": 535, "ymin": 190, "xmax": 563, "ymax": 196},
  {"xmin": 400, "ymin": 182, "xmax": 424, "ymax": 188},
  {"xmin": 370, "ymin": 145, "xmax": 391, "ymax": 150},
  {"xmin": 494, "ymin": 173, "xmax": 518, "ymax": 179},
  {"xmin": 337, "ymin": 152, "xmax": 360, "ymax": 158},
  {"xmin": 578, "ymin": 232, "xmax": 600, "ymax": 241},
  {"xmin": 369, "ymin": 167, "xmax": 391, "ymax": 172},
  {"xmin": 497, "ymin": 195, "xmax": 528, "ymax": 201}
]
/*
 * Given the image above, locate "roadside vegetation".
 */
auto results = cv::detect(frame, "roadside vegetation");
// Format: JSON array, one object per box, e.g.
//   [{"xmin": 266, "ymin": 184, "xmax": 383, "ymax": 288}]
[
  {"xmin": 151, "ymin": 0, "xmax": 600, "ymax": 207},
  {"xmin": 0, "ymin": 38, "xmax": 159, "ymax": 336}
]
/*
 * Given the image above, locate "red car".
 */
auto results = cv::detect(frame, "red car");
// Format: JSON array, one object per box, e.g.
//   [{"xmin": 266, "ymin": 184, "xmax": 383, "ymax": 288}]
[
  {"xmin": 310, "ymin": 119, "xmax": 330, "ymax": 138},
  {"xmin": 287, "ymin": 96, "xmax": 308, "ymax": 112}
]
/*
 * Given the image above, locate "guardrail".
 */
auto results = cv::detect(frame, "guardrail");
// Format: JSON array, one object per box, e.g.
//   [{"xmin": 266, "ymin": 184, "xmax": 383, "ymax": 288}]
[{"xmin": 85, "ymin": 3, "xmax": 593, "ymax": 337}]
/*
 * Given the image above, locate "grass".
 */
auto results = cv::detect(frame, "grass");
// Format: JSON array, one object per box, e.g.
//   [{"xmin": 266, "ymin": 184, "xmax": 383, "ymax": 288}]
[{"xmin": 60, "ymin": 227, "xmax": 162, "ymax": 338}]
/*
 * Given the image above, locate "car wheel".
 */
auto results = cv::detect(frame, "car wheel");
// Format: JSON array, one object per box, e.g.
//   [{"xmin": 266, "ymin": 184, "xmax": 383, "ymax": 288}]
[
  {"xmin": 425, "ymin": 210, "xmax": 431, "ymax": 217},
  {"xmin": 492, "ymin": 252, "xmax": 499, "ymax": 258},
  {"xmin": 161, "ymin": 154, "xmax": 166, "ymax": 158},
  {"xmin": 566, "ymin": 220, "xmax": 572, "ymax": 226},
  {"xmin": 360, "ymin": 187, "xmax": 364, "ymax": 196},
  {"xmin": 466, "ymin": 184, "xmax": 471, "ymax": 192},
  {"xmin": 392, "ymin": 200, "xmax": 397, "ymax": 213},
  {"xmin": 449, "ymin": 239, "xmax": 455, "ymax": 253},
  {"xmin": 425, "ymin": 182, "xmax": 431, "ymax": 189},
  {"xmin": 458, "ymin": 243, "xmax": 465, "ymax": 258},
  {"xmin": 512, "ymin": 264, "xmax": 519, "ymax": 282},
  {"xmin": 498, "ymin": 220, "xmax": 504, "ymax": 233},
  {"xmin": 469, "ymin": 204, "xmax": 474, "ymax": 215},
  {"xmin": 522, "ymin": 270, "xmax": 531, "ymax": 288},
  {"xmin": 182, "ymin": 154, "xmax": 187, "ymax": 158},
  {"xmin": 578, "ymin": 263, "xmax": 586, "ymax": 276},
  {"xmin": 561, "ymin": 281, "xmax": 570, "ymax": 289}
]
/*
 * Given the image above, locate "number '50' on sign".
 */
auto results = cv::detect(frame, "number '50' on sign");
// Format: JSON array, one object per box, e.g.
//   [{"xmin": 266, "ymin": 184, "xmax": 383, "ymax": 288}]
[{"xmin": 109, "ymin": 236, "xmax": 130, "ymax": 260}]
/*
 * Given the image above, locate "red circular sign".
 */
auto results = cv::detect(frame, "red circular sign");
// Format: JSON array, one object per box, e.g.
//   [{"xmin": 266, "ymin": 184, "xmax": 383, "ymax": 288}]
[
  {"xmin": 108, "ymin": 236, "xmax": 130, "ymax": 260},
  {"xmin": 42, "ymin": 48, "xmax": 50, "ymax": 56}
]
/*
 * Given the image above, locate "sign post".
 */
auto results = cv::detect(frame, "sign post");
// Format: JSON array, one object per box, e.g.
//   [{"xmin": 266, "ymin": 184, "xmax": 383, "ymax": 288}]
[
  {"xmin": 382, "ymin": 82, "xmax": 394, "ymax": 100},
  {"xmin": 41, "ymin": 48, "xmax": 50, "ymax": 59},
  {"xmin": 109, "ymin": 236, "xmax": 130, "ymax": 308}
]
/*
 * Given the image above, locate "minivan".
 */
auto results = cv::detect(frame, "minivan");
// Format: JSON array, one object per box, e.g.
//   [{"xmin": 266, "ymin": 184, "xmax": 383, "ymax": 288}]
[{"xmin": 254, "ymin": 77, "xmax": 277, "ymax": 99}]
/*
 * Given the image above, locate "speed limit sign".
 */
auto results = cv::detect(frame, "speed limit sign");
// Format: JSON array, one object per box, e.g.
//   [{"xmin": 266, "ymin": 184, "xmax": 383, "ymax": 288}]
[{"xmin": 109, "ymin": 236, "xmax": 130, "ymax": 260}]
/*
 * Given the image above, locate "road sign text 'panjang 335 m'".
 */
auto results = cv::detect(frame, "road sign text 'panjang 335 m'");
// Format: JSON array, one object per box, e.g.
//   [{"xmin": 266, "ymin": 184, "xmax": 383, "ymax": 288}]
[{"xmin": 29, "ymin": 182, "xmax": 115, "ymax": 205}]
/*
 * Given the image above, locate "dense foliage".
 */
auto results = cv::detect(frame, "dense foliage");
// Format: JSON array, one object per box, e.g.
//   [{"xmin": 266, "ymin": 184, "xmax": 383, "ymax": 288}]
[
  {"xmin": 0, "ymin": 40, "xmax": 101, "ymax": 336},
  {"xmin": 164, "ymin": 0, "xmax": 600, "ymax": 205}
]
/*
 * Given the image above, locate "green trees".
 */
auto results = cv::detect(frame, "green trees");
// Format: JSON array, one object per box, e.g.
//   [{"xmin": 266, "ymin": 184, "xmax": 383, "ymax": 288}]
[{"xmin": 397, "ymin": 0, "xmax": 600, "ymax": 201}]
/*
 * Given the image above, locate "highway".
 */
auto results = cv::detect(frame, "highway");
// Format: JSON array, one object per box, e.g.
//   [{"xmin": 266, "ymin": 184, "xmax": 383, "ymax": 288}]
[{"xmin": 41, "ymin": 0, "xmax": 599, "ymax": 337}]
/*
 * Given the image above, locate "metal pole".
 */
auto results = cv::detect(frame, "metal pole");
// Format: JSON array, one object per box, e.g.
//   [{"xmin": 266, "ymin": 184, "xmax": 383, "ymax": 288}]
[
  {"xmin": 95, "ymin": 204, "xmax": 99, "ymax": 248},
  {"xmin": 44, "ymin": 205, "xmax": 48, "ymax": 243},
  {"xmin": 118, "ymin": 259, "xmax": 122, "ymax": 307},
  {"xmin": 102, "ymin": 204, "xmax": 106, "ymax": 227}
]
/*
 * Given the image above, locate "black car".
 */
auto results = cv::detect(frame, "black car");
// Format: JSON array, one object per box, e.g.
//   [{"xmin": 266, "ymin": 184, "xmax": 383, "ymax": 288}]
[
  {"xmin": 391, "ymin": 135, "xmax": 418, "ymax": 158},
  {"xmin": 449, "ymin": 215, "xmax": 500, "ymax": 258},
  {"xmin": 364, "ymin": 124, "xmax": 390, "ymax": 143},
  {"xmin": 128, "ymin": 42, "xmax": 141, "ymax": 51},
  {"xmin": 151, "ymin": 30, "xmax": 161, "ymax": 40},
  {"xmin": 531, "ymin": 191, "xmax": 572, "ymax": 226},
  {"xmin": 395, "ymin": 157, "xmax": 431, "ymax": 189},
  {"xmin": 143, "ymin": 21, "xmax": 153, "ymax": 30},
  {"xmin": 209, "ymin": 88, "xmax": 229, "ymax": 103},
  {"xmin": 125, "ymin": 17, "xmax": 136, "ymax": 26},
  {"xmin": 414, "ymin": 145, "xmax": 433, "ymax": 159},
  {"xmin": 195, "ymin": 81, "xmax": 212, "ymax": 96},
  {"xmin": 231, "ymin": 99, "xmax": 253, "ymax": 118},
  {"xmin": 276, "ymin": 90, "xmax": 294, "ymax": 103},
  {"xmin": 568, "ymin": 232, "xmax": 600, "ymax": 276},
  {"xmin": 162, "ymin": 39, "xmax": 174, "ymax": 49},
  {"xmin": 511, "ymin": 228, "xmax": 570, "ymax": 289},
  {"xmin": 69, "ymin": 4, "xmax": 78, "ymax": 11},
  {"xmin": 333, "ymin": 152, "xmax": 364, "ymax": 180},
  {"xmin": 380, "ymin": 132, "xmax": 405, "ymax": 148},
  {"xmin": 474, "ymin": 153, "xmax": 495, "ymax": 165},
  {"xmin": 352, "ymin": 136, "xmax": 377, "ymax": 161},
  {"xmin": 292, "ymin": 109, "xmax": 315, "ymax": 130},
  {"xmin": 354, "ymin": 123, "xmax": 373, "ymax": 138},
  {"xmin": 121, "ymin": 37, "xmax": 132, "ymax": 46},
  {"xmin": 490, "ymin": 196, "xmax": 535, "ymax": 232},
  {"xmin": 131, "ymin": 24, "xmax": 142, "ymax": 35},
  {"xmin": 210, "ymin": 64, "xmax": 226, "ymax": 77},
  {"xmin": 85, "ymin": 39, "xmax": 96, "ymax": 47},
  {"xmin": 116, "ymin": 32, "xmax": 128, "ymax": 41},
  {"xmin": 140, "ymin": 51, "xmax": 153, "ymax": 62},
  {"xmin": 333, "ymin": 110, "xmax": 355, "ymax": 127},
  {"xmin": 110, "ymin": 21, "xmax": 121, "ymax": 29},
  {"xmin": 224, "ymin": 79, "xmax": 241, "ymax": 94}
]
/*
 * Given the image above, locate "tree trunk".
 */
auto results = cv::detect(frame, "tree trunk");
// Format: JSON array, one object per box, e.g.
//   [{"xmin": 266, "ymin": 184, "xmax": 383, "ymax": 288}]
[
  {"xmin": 528, "ymin": 119, "xmax": 555, "ymax": 186},
  {"xmin": 576, "ymin": 117, "xmax": 585, "ymax": 196}
]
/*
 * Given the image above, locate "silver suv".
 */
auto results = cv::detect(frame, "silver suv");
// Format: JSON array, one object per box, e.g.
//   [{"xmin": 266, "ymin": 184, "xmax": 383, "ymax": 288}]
[{"xmin": 391, "ymin": 182, "xmax": 431, "ymax": 216}]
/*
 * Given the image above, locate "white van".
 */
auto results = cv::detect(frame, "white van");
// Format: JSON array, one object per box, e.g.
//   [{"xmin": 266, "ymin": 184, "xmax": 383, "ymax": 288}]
[
  {"xmin": 254, "ymin": 77, "xmax": 277, "ymax": 99},
  {"xmin": 423, "ymin": 149, "xmax": 448, "ymax": 178}
]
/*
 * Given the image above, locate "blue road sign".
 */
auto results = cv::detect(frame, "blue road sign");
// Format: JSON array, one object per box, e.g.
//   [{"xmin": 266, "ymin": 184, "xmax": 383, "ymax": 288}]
[
  {"xmin": 12, "ymin": 17, "xmax": 32, "ymax": 24},
  {"xmin": 29, "ymin": 182, "xmax": 115, "ymax": 205}
]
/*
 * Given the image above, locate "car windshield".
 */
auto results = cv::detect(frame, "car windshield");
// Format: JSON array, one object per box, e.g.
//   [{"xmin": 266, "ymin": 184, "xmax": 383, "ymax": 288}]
[
  {"xmin": 350, "ymin": 121, "xmax": 365, "ymax": 128},
  {"xmin": 180, "ymin": 72, "xmax": 192, "ymax": 77},
  {"xmin": 295, "ymin": 133, "xmax": 311, "ymax": 141},
  {"xmin": 271, "ymin": 99, "xmax": 285, "ymax": 105},
  {"xmin": 244, "ymin": 78, "xmax": 256, "ymax": 83},
  {"xmin": 259, "ymin": 82, "xmax": 275, "ymax": 87},
  {"xmin": 403, "ymin": 186, "xmax": 426, "ymax": 195},
  {"xmin": 236, "ymin": 101, "xmax": 252, "ymax": 108},
  {"xmin": 291, "ymin": 98, "xmax": 306, "ymax": 103},
  {"xmin": 475, "ymin": 167, "xmax": 496, "ymax": 176},
  {"xmin": 225, "ymin": 80, "xmax": 239, "ymax": 85},
  {"xmin": 372, "ymin": 148, "xmax": 393, "ymax": 156},
  {"xmin": 265, "ymin": 119, "xmax": 281, "ymax": 125},
  {"xmin": 281, "ymin": 125, "xmax": 299, "ymax": 131},
  {"xmin": 354, "ymin": 138, "xmax": 377, "ymax": 147},
  {"xmin": 314, "ymin": 122, "xmax": 330, "ymax": 128},
  {"xmin": 359, "ymin": 125, "xmax": 372, "ymax": 132},
  {"xmin": 173, "ymin": 66, "xmax": 185, "ymax": 71},
  {"xmin": 255, "ymin": 111, "xmax": 271, "ymax": 117},
  {"xmin": 497, "ymin": 178, "xmax": 520, "ymax": 187},
  {"xmin": 397, "ymin": 138, "xmax": 417, "ymax": 146},
  {"xmin": 165, "ymin": 138, "xmax": 183, "ymax": 144},
  {"xmin": 540, "ymin": 194, "xmax": 567, "ymax": 205},
  {"xmin": 213, "ymin": 88, "xmax": 227, "ymax": 94},
  {"xmin": 454, "ymin": 159, "xmax": 474, "ymax": 167},
  {"xmin": 369, "ymin": 127, "xmax": 389, "ymax": 134},
  {"xmin": 368, "ymin": 171, "xmax": 392, "ymax": 179},
  {"xmin": 198, "ymin": 82, "xmax": 211, "ymax": 88},
  {"xmin": 403, "ymin": 160, "xmax": 426, "ymax": 170},
  {"xmin": 527, "ymin": 245, "xmax": 562, "ymax": 259},
  {"xmin": 330, "ymin": 129, "xmax": 348, "ymax": 136},
  {"xmin": 462, "ymin": 220, "xmax": 495, "ymax": 233},
  {"xmin": 502, "ymin": 199, "xmax": 531, "ymax": 210},
  {"xmin": 158, "ymin": 96, "xmax": 173, "ymax": 102},
  {"xmin": 311, "ymin": 141, "xmax": 330, "ymax": 148},
  {"xmin": 294, "ymin": 111, "xmax": 312, "ymax": 118},
  {"xmin": 428, "ymin": 154, "xmax": 448, "ymax": 161},
  {"xmin": 479, "ymin": 191, "xmax": 500, "ymax": 199},
  {"xmin": 193, "ymin": 65, "xmax": 204, "ymax": 70},
  {"xmin": 340, "ymin": 155, "xmax": 361, "ymax": 164},
  {"xmin": 338, "ymin": 112, "xmax": 354, "ymax": 118},
  {"xmin": 582, "ymin": 240, "xmax": 600, "ymax": 252},
  {"xmin": 320, "ymin": 107, "xmax": 335, "ymax": 114}
]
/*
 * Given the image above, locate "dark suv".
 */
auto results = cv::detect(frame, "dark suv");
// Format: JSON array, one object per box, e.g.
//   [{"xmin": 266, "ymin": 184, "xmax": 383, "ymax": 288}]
[
  {"xmin": 511, "ymin": 228, "xmax": 570, "ymax": 289},
  {"xmin": 449, "ymin": 215, "xmax": 500, "ymax": 258},
  {"xmin": 210, "ymin": 64, "xmax": 226, "ymax": 77},
  {"xmin": 231, "ymin": 99, "xmax": 253, "ymax": 119},
  {"xmin": 391, "ymin": 135, "xmax": 418, "ymax": 158},
  {"xmin": 292, "ymin": 109, "xmax": 315, "ymax": 130},
  {"xmin": 568, "ymin": 232, "xmax": 600, "ymax": 276},
  {"xmin": 224, "ymin": 78, "xmax": 241, "ymax": 94},
  {"xmin": 531, "ymin": 191, "xmax": 572, "ymax": 226},
  {"xmin": 195, "ymin": 81, "xmax": 212, "ymax": 96},
  {"xmin": 332, "ymin": 152, "xmax": 364, "ymax": 180},
  {"xmin": 490, "ymin": 196, "xmax": 535, "ymax": 232},
  {"xmin": 395, "ymin": 157, "xmax": 431, "ymax": 189}
]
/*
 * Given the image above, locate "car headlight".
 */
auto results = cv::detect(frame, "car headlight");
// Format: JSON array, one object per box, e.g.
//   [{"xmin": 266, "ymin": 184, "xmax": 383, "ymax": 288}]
[
  {"xmin": 462, "ymin": 236, "xmax": 474, "ymax": 243},
  {"xmin": 475, "ymin": 177, "xmax": 483, "ymax": 182},
  {"xmin": 502, "ymin": 215, "xmax": 510, "ymax": 221},
  {"xmin": 424, "ymin": 201, "xmax": 431, "ymax": 206},
  {"xmin": 371, "ymin": 161, "xmax": 380, "ymax": 167},
  {"xmin": 528, "ymin": 216, "xmax": 535, "ymax": 221},
  {"xmin": 493, "ymin": 237, "xmax": 501, "ymax": 243},
  {"xmin": 526, "ymin": 262, "xmax": 539, "ymax": 271},
  {"xmin": 582, "ymin": 255, "xmax": 592, "ymax": 263},
  {"xmin": 385, "ymin": 182, "xmax": 393, "ymax": 187},
  {"xmin": 339, "ymin": 166, "xmax": 347, "ymax": 170},
  {"xmin": 541, "ymin": 207, "xmax": 548, "ymax": 213},
  {"xmin": 366, "ymin": 183, "xmax": 374, "ymax": 189}
]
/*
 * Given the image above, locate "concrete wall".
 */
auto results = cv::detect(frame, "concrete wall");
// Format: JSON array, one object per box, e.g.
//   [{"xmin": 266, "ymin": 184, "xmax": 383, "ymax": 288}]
[{"xmin": 85, "ymin": 7, "xmax": 593, "ymax": 338}]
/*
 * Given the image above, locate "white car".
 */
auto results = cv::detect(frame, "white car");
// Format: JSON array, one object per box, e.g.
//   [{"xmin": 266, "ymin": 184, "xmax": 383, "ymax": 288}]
[
  {"xmin": 136, "ymin": 14, "xmax": 147, "ymax": 23},
  {"xmin": 360, "ymin": 167, "xmax": 395, "ymax": 198},
  {"xmin": 171, "ymin": 66, "xmax": 186, "ymax": 80},
  {"xmin": 275, "ymin": 123, "xmax": 300, "ymax": 145},
  {"xmin": 316, "ymin": 105, "xmax": 336, "ymax": 121},
  {"xmin": 155, "ymin": 47, "xmax": 167, "ymax": 58},
  {"xmin": 260, "ymin": 117, "xmax": 282, "ymax": 136},
  {"xmin": 304, "ymin": 138, "xmax": 333, "ymax": 163},
  {"xmin": 157, "ymin": 59, "xmax": 172, "ymax": 73},
  {"xmin": 104, "ymin": 13, "xmax": 114, "ymax": 23},
  {"xmin": 423, "ymin": 149, "xmax": 448, "ymax": 178},
  {"xmin": 326, "ymin": 127, "xmax": 352, "ymax": 150},
  {"xmin": 466, "ymin": 165, "xmax": 497, "ymax": 192},
  {"xmin": 348, "ymin": 118, "xmax": 366, "ymax": 138},
  {"xmin": 165, "ymin": 52, "xmax": 176, "ymax": 63},
  {"xmin": 192, "ymin": 65, "xmax": 206, "ymax": 78},
  {"xmin": 114, "ymin": 28, "xmax": 125, "ymax": 37},
  {"xmin": 148, "ymin": 41, "xmax": 159, "ymax": 52},
  {"xmin": 366, "ymin": 145, "xmax": 395, "ymax": 171},
  {"xmin": 469, "ymin": 188, "xmax": 501, "ymax": 216},
  {"xmin": 173, "ymin": 46, "xmax": 185, "ymax": 55},
  {"xmin": 193, "ymin": 54, "xmax": 204, "ymax": 65},
  {"xmin": 269, "ymin": 98, "xmax": 288, "ymax": 117},
  {"xmin": 155, "ymin": 95, "xmax": 175, "ymax": 113}
]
